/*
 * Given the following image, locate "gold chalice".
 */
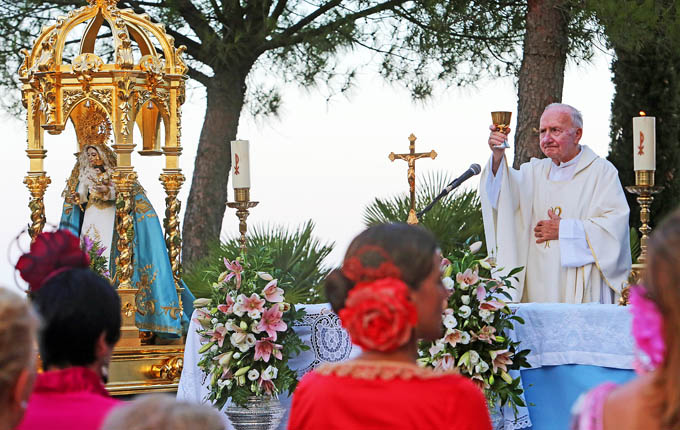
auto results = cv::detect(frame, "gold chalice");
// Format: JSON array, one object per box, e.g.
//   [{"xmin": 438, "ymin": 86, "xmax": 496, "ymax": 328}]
[{"xmin": 491, "ymin": 111, "xmax": 512, "ymax": 149}]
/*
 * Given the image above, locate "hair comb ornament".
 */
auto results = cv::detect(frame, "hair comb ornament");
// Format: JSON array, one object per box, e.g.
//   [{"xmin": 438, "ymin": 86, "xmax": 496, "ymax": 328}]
[
  {"xmin": 15, "ymin": 230, "xmax": 90, "ymax": 293},
  {"xmin": 342, "ymin": 245, "xmax": 402, "ymax": 283}
]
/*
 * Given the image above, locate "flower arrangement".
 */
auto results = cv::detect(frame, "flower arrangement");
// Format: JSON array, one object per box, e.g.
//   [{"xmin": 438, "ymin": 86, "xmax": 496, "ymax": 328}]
[
  {"xmin": 81, "ymin": 235, "xmax": 110, "ymax": 279},
  {"xmin": 419, "ymin": 242, "xmax": 530, "ymax": 411},
  {"xmin": 194, "ymin": 253, "xmax": 308, "ymax": 409}
]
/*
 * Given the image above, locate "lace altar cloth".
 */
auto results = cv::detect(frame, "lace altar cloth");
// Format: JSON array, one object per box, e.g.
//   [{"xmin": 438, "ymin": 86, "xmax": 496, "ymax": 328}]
[{"xmin": 177, "ymin": 302, "xmax": 633, "ymax": 430}]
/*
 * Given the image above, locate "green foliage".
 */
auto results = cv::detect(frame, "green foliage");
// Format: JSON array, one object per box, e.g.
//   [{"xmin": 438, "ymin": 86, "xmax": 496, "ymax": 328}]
[
  {"xmin": 363, "ymin": 171, "xmax": 485, "ymax": 257},
  {"xmin": 184, "ymin": 221, "xmax": 333, "ymax": 304},
  {"xmin": 630, "ymin": 227, "xmax": 641, "ymax": 264}
]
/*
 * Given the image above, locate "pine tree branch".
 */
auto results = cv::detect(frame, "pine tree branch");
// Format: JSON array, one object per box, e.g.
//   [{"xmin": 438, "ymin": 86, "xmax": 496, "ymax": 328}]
[{"xmin": 265, "ymin": 0, "xmax": 404, "ymax": 50}]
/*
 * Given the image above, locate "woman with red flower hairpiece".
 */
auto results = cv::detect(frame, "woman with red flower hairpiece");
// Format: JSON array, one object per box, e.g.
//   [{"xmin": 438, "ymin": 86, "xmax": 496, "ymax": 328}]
[
  {"xmin": 571, "ymin": 208, "xmax": 680, "ymax": 430},
  {"xmin": 289, "ymin": 223, "xmax": 492, "ymax": 430},
  {"xmin": 15, "ymin": 230, "xmax": 123, "ymax": 430}
]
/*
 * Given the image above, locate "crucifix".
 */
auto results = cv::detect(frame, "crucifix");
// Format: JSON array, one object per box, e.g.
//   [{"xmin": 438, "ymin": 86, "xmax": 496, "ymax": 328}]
[{"xmin": 389, "ymin": 133, "xmax": 437, "ymax": 225}]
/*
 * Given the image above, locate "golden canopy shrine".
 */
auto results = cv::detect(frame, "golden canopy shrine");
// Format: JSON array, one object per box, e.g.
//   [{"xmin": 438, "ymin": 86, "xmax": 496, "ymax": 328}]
[{"xmin": 19, "ymin": 0, "xmax": 189, "ymax": 394}]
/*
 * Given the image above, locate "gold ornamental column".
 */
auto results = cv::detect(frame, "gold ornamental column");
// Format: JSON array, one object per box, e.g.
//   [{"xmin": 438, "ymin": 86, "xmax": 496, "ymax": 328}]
[
  {"xmin": 24, "ymin": 92, "xmax": 50, "ymax": 240},
  {"xmin": 159, "ymin": 169, "xmax": 184, "ymax": 285}
]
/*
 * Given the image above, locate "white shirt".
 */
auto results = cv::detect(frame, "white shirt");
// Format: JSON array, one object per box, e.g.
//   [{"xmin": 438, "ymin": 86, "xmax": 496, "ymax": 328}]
[{"xmin": 486, "ymin": 147, "xmax": 594, "ymax": 268}]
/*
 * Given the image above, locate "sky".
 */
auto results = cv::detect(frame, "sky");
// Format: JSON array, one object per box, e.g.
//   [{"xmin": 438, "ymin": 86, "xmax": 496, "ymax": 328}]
[{"xmin": 0, "ymin": 52, "xmax": 617, "ymax": 292}]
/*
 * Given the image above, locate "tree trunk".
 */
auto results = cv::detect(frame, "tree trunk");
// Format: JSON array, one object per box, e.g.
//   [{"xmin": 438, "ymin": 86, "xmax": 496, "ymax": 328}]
[
  {"xmin": 514, "ymin": 0, "xmax": 569, "ymax": 168},
  {"xmin": 182, "ymin": 72, "xmax": 247, "ymax": 268}
]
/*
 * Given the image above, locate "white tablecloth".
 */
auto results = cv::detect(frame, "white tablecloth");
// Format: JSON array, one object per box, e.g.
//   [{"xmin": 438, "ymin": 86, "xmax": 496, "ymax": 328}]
[
  {"xmin": 494, "ymin": 303, "xmax": 634, "ymax": 430},
  {"xmin": 178, "ymin": 302, "xmax": 634, "ymax": 430}
]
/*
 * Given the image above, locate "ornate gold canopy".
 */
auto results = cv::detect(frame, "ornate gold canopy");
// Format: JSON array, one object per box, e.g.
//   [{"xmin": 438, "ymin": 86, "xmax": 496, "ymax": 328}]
[{"xmin": 19, "ymin": 0, "xmax": 187, "ymax": 293}]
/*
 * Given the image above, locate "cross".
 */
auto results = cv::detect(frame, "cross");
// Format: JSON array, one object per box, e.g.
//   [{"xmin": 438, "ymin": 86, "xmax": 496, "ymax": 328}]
[{"xmin": 389, "ymin": 133, "xmax": 437, "ymax": 224}]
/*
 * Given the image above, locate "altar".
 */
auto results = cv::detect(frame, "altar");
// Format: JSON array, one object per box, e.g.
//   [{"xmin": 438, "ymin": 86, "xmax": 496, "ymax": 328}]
[{"xmin": 178, "ymin": 303, "xmax": 636, "ymax": 430}]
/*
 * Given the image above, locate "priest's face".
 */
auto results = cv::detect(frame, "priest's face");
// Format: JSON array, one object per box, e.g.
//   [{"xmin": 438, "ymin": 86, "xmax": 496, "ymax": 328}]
[{"xmin": 539, "ymin": 107, "xmax": 582, "ymax": 165}]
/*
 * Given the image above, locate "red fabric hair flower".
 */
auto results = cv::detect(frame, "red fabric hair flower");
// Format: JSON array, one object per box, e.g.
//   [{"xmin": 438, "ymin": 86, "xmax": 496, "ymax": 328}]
[
  {"xmin": 339, "ymin": 278, "xmax": 418, "ymax": 352},
  {"xmin": 16, "ymin": 230, "xmax": 90, "ymax": 293}
]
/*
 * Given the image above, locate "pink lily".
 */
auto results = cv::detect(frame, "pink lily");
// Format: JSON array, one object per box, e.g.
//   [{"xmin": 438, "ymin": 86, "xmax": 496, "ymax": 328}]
[
  {"xmin": 258, "ymin": 378, "xmax": 275, "ymax": 395},
  {"xmin": 444, "ymin": 329, "xmax": 463, "ymax": 347},
  {"xmin": 242, "ymin": 293, "xmax": 266, "ymax": 318},
  {"xmin": 490, "ymin": 349, "xmax": 514, "ymax": 374},
  {"xmin": 223, "ymin": 258, "xmax": 243, "ymax": 289},
  {"xmin": 456, "ymin": 268, "xmax": 479, "ymax": 287},
  {"xmin": 254, "ymin": 337, "xmax": 283, "ymax": 363},
  {"xmin": 207, "ymin": 323, "xmax": 228, "ymax": 347},
  {"xmin": 217, "ymin": 294, "xmax": 235, "ymax": 315},
  {"xmin": 262, "ymin": 280, "xmax": 284, "ymax": 303},
  {"xmin": 434, "ymin": 353, "xmax": 455, "ymax": 371},
  {"xmin": 480, "ymin": 299, "xmax": 505, "ymax": 311},
  {"xmin": 474, "ymin": 325, "xmax": 497, "ymax": 344},
  {"xmin": 476, "ymin": 285, "xmax": 486, "ymax": 302},
  {"xmin": 257, "ymin": 306, "xmax": 288, "ymax": 340}
]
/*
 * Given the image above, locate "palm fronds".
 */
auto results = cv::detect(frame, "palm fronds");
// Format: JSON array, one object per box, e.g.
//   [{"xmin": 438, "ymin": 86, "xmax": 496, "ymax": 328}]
[
  {"xmin": 184, "ymin": 220, "xmax": 334, "ymax": 303},
  {"xmin": 363, "ymin": 171, "xmax": 485, "ymax": 257}
]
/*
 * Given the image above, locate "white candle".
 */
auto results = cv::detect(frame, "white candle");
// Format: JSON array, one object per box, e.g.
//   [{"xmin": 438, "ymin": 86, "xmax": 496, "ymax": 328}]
[
  {"xmin": 632, "ymin": 114, "xmax": 656, "ymax": 171},
  {"xmin": 231, "ymin": 140, "xmax": 251, "ymax": 188}
]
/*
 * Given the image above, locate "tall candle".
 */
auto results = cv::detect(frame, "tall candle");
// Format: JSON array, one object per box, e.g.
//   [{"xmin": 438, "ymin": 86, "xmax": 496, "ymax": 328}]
[
  {"xmin": 231, "ymin": 140, "xmax": 251, "ymax": 188},
  {"xmin": 632, "ymin": 113, "xmax": 656, "ymax": 171}
]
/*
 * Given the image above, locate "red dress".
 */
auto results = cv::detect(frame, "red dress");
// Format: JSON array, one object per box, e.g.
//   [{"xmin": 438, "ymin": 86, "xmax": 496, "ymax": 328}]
[
  {"xmin": 288, "ymin": 360, "xmax": 492, "ymax": 430},
  {"xmin": 17, "ymin": 367, "xmax": 122, "ymax": 430}
]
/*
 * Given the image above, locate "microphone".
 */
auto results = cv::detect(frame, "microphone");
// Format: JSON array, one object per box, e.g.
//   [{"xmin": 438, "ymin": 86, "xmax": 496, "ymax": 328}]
[
  {"xmin": 416, "ymin": 164, "xmax": 482, "ymax": 219},
  {"xmin": 441, "ymin": 163, "xmax": 481, "ymax": 195}
]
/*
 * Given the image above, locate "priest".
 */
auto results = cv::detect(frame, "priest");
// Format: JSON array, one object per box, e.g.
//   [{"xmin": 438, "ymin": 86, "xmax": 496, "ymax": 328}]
[{"xmin": 480, "ymin": 103, "xmax": 631, "ymax": 303}]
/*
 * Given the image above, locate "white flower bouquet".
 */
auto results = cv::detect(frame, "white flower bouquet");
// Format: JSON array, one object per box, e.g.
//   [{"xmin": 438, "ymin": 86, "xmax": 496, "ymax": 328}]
[
  {"xmin": 419, "ymin": 242, "xmax": 531, "ymax": 411},
  {"xmin": 194, "ymin": 254, "xmax": 308, "ymax": 408}
]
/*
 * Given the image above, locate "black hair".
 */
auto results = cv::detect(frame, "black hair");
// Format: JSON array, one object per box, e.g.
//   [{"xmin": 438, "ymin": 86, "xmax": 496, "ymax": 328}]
[
  {"xmin": 325, "ymin": 223, "xmax": 438, "ymax": 313},
  {"xmin": 32, "ymin": 268, "xmax": 121, "ymax": 369}
]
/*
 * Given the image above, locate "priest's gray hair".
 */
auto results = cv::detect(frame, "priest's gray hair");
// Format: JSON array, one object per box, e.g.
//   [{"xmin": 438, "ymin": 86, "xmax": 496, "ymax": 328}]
[{"xmin": 544, "ymin": 103, "xmax": 583, "ymax": 129}]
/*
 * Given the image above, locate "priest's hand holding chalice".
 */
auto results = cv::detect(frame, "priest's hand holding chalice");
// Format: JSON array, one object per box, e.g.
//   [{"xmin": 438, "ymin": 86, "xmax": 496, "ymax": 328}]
[{"xmin": 490, "ymin": 111, "xmax": 512, "ymax": 149}]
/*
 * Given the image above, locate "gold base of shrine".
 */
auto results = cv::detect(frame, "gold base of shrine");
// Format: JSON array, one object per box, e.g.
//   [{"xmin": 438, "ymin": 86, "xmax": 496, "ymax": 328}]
[{"xmin": 107, "ymin": 344, "xmax": 184, "ymax": 396}]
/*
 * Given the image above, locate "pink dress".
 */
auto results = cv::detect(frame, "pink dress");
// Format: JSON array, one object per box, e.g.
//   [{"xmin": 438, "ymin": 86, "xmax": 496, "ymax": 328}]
[
  {"xmin": 571, "ymin": 382, "xmax": 618, "ymax": 430},
  {"xmin": 17, "ymin": 367, "xmax": 122, "ymax": 430}
]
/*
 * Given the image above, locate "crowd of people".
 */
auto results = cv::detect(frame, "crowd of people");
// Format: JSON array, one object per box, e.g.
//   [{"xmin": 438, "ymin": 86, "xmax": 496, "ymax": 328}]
[{"xmin": 2, "ymin": 209, "xmax": 680, "ymax": 429}]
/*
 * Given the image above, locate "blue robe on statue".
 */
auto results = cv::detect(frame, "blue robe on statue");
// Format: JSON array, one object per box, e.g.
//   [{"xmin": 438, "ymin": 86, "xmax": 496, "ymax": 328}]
[{"xmin": 61, "ymin": 186, "xmax": 194, "ymax": 337}]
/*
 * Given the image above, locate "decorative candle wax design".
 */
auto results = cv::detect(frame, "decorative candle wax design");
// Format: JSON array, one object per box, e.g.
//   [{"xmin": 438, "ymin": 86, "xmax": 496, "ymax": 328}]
[
  {"xmin": 632, "ymin": 112, "xmax": 656, "ymax": 171},
  {"xmin": 231, "ymin": 140, "xmax": 251, "ymax": 188}
]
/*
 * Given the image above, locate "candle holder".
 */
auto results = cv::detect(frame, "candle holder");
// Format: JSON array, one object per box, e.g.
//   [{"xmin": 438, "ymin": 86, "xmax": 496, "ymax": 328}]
[
  {"xmin": 620, "ymin": 170, "xmax": 663, "ymax": 305},
  {"xmin": 227, "ymin": 187, "xmax": 258, "ymax": 253}
]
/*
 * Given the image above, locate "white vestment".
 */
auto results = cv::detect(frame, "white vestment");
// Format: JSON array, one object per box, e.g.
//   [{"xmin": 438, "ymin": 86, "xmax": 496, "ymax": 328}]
[
  {"xmin": 77, "ymin": 171, "xmax": 116, "ymax": 270},
  {"xmin": 479, "ymin": 145, "xmax": 631, "ymax": 303}
]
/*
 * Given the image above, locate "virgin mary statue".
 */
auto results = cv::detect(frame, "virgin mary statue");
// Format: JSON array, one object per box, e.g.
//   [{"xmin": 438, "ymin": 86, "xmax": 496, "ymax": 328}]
[{"xmin": 60, "ymin": 111, "xmax": 193, "ymax": 338}]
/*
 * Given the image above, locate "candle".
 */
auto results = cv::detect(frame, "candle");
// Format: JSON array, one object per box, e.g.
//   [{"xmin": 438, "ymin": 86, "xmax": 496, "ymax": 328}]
[
  {"xmin": 231, "ymin": 140, "xmax": 251, "ymax": 188},
  {"xmin": 632, "ymin": 112, "xmax": 656, "ymax": 171}
]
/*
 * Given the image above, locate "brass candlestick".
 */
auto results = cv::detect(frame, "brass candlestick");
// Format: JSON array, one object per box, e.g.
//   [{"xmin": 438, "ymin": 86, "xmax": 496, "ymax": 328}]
[
  {"xmin": 620, "ymin": 170, "xmax": 663, "ymax": 305},
  {"xmin": 625, "ymin": 170, "xmax": 662, "ymax": 264},
  {"xmin": 227, "ymin": 188, "xmax": 258, "ymax": 252}
]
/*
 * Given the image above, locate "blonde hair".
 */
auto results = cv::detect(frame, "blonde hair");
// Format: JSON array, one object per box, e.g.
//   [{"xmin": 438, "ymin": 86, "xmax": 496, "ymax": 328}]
[
  {"xmin": 101, "ymin": 395, "xmax": 225, "ymax": 430},
  {"xmin": 0, "ymin": 287, "xmax": 39, "ymax": 401},
  {"xmin": 645, "ymin": 209, "xmax": 680, "ymax": 427}
]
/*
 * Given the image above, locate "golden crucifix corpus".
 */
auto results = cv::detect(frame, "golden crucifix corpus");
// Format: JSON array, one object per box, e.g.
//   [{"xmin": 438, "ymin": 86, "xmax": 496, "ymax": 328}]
[{"xmin": 389, "ymin": 133, "xmax": 437, "ymax": 225}]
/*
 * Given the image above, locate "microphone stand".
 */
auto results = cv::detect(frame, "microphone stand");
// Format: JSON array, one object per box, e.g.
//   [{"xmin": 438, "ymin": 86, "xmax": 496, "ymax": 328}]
[{"xmin": 416, "ymin": 191, "xmax": 448, "ymax": 220}]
